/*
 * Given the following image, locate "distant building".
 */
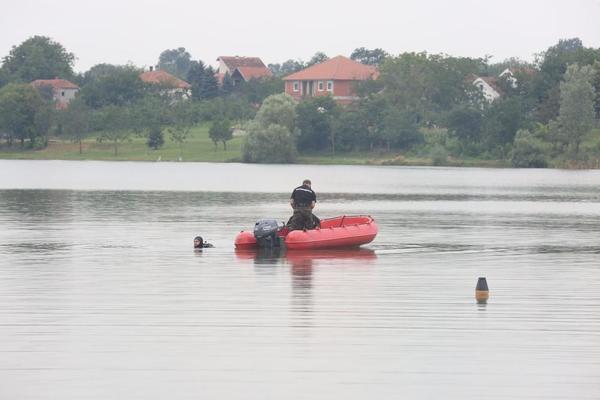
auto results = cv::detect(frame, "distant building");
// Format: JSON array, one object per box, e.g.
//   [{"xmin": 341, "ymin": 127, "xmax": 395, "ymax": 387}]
[
  {"xmin": 283, "ymin": 55, "xmax": 378, "ymax": 105},
  {"xmin": 31, "ymin": 78, "xmax": 79, "ymax": 109},
  {"xmin": 215, "ymin": 56, "xmax": 272, "ymax": 85},
  {"xmin": 470, "ymin": 75, "xmax": 503, "ymax": 103},
  {"xmin": 139, "ymin": 67, "xmax": 191, "ymax": 100}
]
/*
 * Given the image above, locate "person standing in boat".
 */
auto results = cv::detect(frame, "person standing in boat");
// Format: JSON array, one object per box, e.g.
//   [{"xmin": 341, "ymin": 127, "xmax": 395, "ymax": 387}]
[{"xmin": 288, "ymin": 179, "xmax": 319, "ymax": 231}]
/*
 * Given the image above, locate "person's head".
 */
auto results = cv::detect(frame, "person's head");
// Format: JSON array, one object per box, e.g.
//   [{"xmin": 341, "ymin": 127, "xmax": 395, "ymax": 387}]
[
  {"xmin": 302, "ymin": 179, "xmax": 311, "ymax": 188},
  {"xmin": 193, "ymin": 236, "xmax": 204, "ymax": 248}
]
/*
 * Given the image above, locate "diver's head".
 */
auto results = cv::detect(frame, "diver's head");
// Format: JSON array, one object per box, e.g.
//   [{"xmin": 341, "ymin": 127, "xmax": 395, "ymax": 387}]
[{"xmin": 193, "ymin": 236, "xmax": 204, "ymax": 248}]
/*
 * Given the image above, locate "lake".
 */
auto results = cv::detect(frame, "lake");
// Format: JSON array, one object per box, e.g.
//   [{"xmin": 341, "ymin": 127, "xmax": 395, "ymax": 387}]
[{"xmin": 1, "ymin": 160, "xmax": 599, "ymax": 399}]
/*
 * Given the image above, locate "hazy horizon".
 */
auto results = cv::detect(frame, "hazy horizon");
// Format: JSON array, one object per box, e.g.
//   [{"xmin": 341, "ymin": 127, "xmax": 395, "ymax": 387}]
[{"xmin": 1, "ymin": 0, "xmax": 599, "ymax": 73}]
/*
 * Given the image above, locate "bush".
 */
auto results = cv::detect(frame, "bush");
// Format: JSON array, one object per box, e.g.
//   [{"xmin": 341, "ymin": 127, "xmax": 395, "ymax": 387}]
[
  {"xmin": 430, "ymin": 145, "xmax": 448, "ymax": 166},
  {"xmin": 242, "ymin": 122, "xmax": 296, "ymax": 163},
  {"xmin": 146, "ymin": 126, "xmax": 164, "ymax": 150},
  {"xmin": 510, "ymin": 129, "xmax": 548, "ymax": 168}
]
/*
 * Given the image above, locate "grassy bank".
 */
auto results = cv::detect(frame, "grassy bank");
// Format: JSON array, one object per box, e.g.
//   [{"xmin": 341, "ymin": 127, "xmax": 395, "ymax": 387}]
[
  {"xmin": 0, "ymin": 125, "xmax": 244, "ymax": 162},
  {"xmin": 0, "ymin": 124, "xmax": 512, "ymax": 167}
]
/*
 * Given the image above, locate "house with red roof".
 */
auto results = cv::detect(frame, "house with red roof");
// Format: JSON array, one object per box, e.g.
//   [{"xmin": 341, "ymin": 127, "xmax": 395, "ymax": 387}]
[
  {"xmin": 283, "ymin": 56, "xmax": 378, "ymax": 105},
  {"xmin": 139, "ymin": 67, "xmax": 191, "ymax": 100},
  {"xmin": 31, "ymin": 78, "xmax": 79, "ymax": 109},
  {"xmin": 216, "ymin": 56, "xmax": 272, "ymax": 85}
]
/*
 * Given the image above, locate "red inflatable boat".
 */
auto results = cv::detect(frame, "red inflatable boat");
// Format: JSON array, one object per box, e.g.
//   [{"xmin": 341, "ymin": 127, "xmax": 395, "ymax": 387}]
[{"xmin": 235, "ymin": 215, "xmax": 378, "ymax": 250}]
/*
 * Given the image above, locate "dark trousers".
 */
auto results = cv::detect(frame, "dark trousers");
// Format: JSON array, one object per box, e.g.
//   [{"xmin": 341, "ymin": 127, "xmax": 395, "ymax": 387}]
[{"xmin": 287, "ymin": 207, "xmax": 316, "ymax": 231}]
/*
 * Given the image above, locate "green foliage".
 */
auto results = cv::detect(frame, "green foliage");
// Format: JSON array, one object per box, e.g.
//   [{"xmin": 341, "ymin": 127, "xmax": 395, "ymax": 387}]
[
  {"xmin": 0, "ymin": 83, "xmax": 51, "ymax": 147},
  {"xmin": 482, "ymin": 97, "xmax": 525, "ymax": 152},
  {"xmin": 430, "ymin": 144, "xmax": 448, "ymax": 166},
  {"xmin": 168, "ymin": 101, "xmax": 200, "ymax": 158},
  {"xmin": 532, "ymin": 38, "xmax": 600, "ymax": 122},
  {"xmin": 382, "ymin": 108, "xmax": 423, "ymax": 150},
  {"xmin": 557, "ymin": 64, "xmax": 596, "ymax": 156},
  {"xmin": 380, "ymin": 52, "xmax": 485, "ymax": 124},
  {"xmin": 96, "ymin": 105, "xmax": 132, "ymax": 155},
  {"xmin": 236, "ymin": 77, "xmax": 284, "ymax": 104},
  {"xmin": 221, "ymin": 73, "xmax": 235, "ymax": 96},
  {"xmin": 198, "ymin": 96, "xmax": 255, "ymax": 122},
  {"xmin": 296, "ymin": 96, "xmax": 339, "ymax": 152},
  {"xmin": 446, "ymin": 106, "xmax": 483, "ymax": 145},
  {"xmin": 0, "ymin": 36, "xmax": 75, "ymax": 82},
  {"xmin": 254, "ymin": 93, "xmax": 297, "ymax": 132},
  {"xmin": 57, "ymin": 98, "xmax": 93, "ymax": 154},
  {"xmin": 268, "ymin": 60, "xmax": 305, "ymax": 77},
  {"xmin": 208, "ymin": 119, "xmax": 232, "ymax": 150},
  {"xmin": 242, "ymin": 93, "xmax": 298, "ymax": 163},
  {"xmin": 511, "ymin": 129, "xmax": 548, "ymax": 168},
  {"xmin": 350, "ymin": 47, "xmax": 389, "ymax": 66},
  {"xmin": 306, "ymin": 52, "xmax": 329, "ymax": 67},
  {"xmin": 158, "ymin": 48, "xmax": 192, "ymax": 79},
  {"xmin": 187, "ymin": 61, "xmax": 219, "ymax": 100},
  {"xmin": 332, "ymin": 109, "xmax": 369, "ymax": 152},
  {"xmin": 242, "ymin": 122, "xmax": 296, "ymax": 163},
  {"xmin": 79, "ymin": 65, "xmax": 146, "ymax": 108},
  {"xmin": 146, "ymin": 126, "xmax": 165, "ymax": 150}
]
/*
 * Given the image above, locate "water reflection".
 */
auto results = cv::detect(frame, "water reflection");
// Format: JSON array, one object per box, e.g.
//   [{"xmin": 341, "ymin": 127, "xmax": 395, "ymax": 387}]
[{"xmin": 236, "ymin": 247, "xmax": 377, "ymax": 327}]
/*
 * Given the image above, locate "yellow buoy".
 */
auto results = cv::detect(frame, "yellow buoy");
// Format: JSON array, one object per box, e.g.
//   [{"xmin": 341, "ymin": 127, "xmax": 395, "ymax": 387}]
[{"xmin": 476, "ymin": 277, "xmax": 489, "ymax": 304}]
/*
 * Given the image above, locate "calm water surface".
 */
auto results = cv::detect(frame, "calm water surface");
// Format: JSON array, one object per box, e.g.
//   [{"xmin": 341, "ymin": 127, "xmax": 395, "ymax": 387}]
[{"xmin": 1, "ymin": 160, "xmax": 599, "ymax": 399}]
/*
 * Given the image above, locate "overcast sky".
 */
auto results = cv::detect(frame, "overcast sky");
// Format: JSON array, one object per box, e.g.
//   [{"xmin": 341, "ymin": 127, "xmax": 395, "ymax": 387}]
[{"xmin": 1, "ymin": 0, "xmax": 599, "ymax": 73}]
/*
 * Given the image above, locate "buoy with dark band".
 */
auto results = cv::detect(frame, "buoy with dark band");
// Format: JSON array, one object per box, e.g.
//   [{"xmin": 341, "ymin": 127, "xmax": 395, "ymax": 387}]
[{"xmin": 476, "ymin": 277, "xmax": 489, "ymax": 304}]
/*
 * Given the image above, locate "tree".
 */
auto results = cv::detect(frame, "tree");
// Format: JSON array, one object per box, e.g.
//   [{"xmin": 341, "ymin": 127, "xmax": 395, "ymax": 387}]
[
  {"xmin": 532, "ymin": 38, "xmax": 600, "ymax": 122},
  {"xmin": 446, "ymin": 106, "xmax": 483, "ymax": 144},
  {"xmin": 209, "ymin": 119, "xmax": 232, "ymax": 150},
  {"xmin": 350, "ymin": 47, "xmax": 389, "ymax": 66},
  {"xmin": 130, "ymin": 96, "xmax": 171, "ymax": 151},
  {"xmin": 158, "ymin": 47, "xmax": 192, "ymax": 79},
  {"xmin": 0, "ymin": 36, "xmax": 75, "ymax": 82},
  {"xmin": 254, "ymin": 93, "xmax": 297, "ymax": 132},
  {"xmin": 482, "ymin": 97, "xmax": 525, "ymax": 154},
  {"xmin": 187, "ymin": 61, "xmax": 219, "ymax": 100},
  {"xmin": 168, "ymin": 101, "xmax": 200, "ymax": 158},
  {"xmin": 332, "ymin": 109, "xmax": 369, "ymax": 151},
  {"xmin": 306, "ymin": 52, "xmax": 329, "ymax": 67},
  {"xmin": 242, "ymin": 93, "xmax": 298, "ymax": 163},
  {"xmin": 0, "ymin": 83, "xmax": 50, "ymax": 147},
  {"xmin": 146, "ymin": 126, "xmax": 164, "ymax": 150},
  {"xmin": 269, "ymin": 60, "xmax": 305, "ymax": 77},
  {"xmin": 97, "ymin": 105, "xmax": 132, "ymax": 156},
  {"xmin": 511, "ymin": 129, "xmax": 548, "ymax": 168},
  {"xmin": 381, "ymin": 108, "xmax": 422, "ymax": 151},
  {"xmin": 79, "ymin": 65, "xmax": 146, "ymax": 108},
  {"xmin": 295, "ymin": 96, "xmax": 339, "ymax": 152},
  {"xmin": 58, "ymin": 98, "xmax": 93, "ymax": 154},
  {"xmin": 237, "ymin": 77, "xmax": 284, "ymax": 104},
  {"xmin": 557, "ymin": 64, "xmax": 595, "ymax": 156},
  {"xmin": 242, "ymin": 122, "xmax": 296, "ymax": 163},
  {"xmin": 79, "ymin": 63, "xmax": 123, "ymax": 86},
  {"xmin": 221, "ymin": 73, "xmax": 235, "ymax": 96}
]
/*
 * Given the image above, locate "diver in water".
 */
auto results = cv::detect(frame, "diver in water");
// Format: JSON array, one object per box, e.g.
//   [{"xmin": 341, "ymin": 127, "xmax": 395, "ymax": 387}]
[{"xmin": 193, "ymin": 236, "xmax": 214, "ymax": 249}]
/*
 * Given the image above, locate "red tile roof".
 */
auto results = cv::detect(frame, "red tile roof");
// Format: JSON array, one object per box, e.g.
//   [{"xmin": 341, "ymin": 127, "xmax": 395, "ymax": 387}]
[
  {"xmin": 283, "ymin": 56, "xmax": 378, "ymax": 81},
  {"xmin": 218, "ymin": 56, "xmax": 267, "ymax": 70},
  {"xmin": 235, "ymin": 66, "xmax": 273, "ymax": 80},
  {"xmin": 139, "ymin": 70, "xmax": 191, "ymax": 89},
  {"xmin": 31, "ymin": 79, "xmax": 79, "ymax": 90}
]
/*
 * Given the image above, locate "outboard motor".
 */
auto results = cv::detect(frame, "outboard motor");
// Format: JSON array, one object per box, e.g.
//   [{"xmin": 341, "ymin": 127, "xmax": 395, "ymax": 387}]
[{"xmin": 253, "ymin": 219, "xmax": 280, "ymax": 248}]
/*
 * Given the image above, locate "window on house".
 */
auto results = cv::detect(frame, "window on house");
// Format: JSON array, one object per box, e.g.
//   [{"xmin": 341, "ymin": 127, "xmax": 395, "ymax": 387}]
[
  {"xmin": 327, "ymin": 81, "xmax": 333, "ymax": 91},
  {"xmin": 318, "ymin": 81, "xmax": 324, "ymax": 91},
  {"xmin": 293, "ymin": 81, "xmax": 299, "ymax": 92}
]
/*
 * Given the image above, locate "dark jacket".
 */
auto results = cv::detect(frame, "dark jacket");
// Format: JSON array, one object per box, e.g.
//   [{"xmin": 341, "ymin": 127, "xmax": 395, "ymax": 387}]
[{"xmin": 290, "ymin": 185, "xmax": 317, "ymax": 208}]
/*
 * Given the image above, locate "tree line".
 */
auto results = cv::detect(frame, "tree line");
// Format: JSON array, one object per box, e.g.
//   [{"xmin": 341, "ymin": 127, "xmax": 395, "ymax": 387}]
[{"xmin": 0, "ymin": 36, "xmax": 599, "ymax": 167}]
